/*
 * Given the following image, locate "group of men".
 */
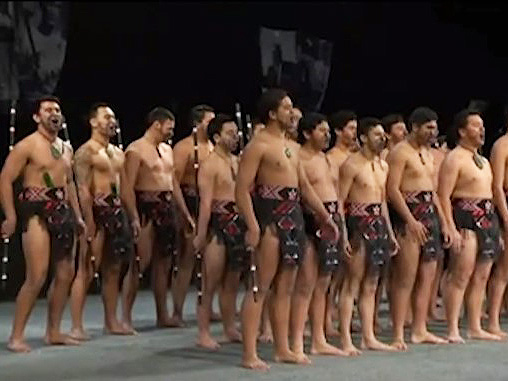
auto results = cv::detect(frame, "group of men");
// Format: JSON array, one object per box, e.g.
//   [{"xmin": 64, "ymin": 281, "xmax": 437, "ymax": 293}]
[{"xmin": 1, "ymin": 89, "xmax": 508, "ymax": 372}]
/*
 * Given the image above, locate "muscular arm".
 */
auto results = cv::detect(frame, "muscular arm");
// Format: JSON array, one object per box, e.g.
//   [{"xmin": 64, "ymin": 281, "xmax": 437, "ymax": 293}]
[
  {"xmin": 381, "ymin": 163, "xmax": 396, "ymax": 238},
  {"xmin": 235, "ymin": 142, "xmax": 263, "ymax": 232},
  {"xmin": 73, "ymin": 145, "xmax": 95, "ymax": 226},
  {"xmin": 491, "ymin": 141, "xmax": 508, "ymax": 226},
  {"xmin": 172, "ymin": 167, "xmax": 193, "ymax": 222},
  {"xmin": 0, "ymin": 141, "xmax": 29, "ymax": 219},
  {"xmin": 173, "ymin": 140, "xmax": 190, "ymax": 183},
  {"xmin": 195, "ymin": 160, "xmax": 216, "ymax": 240},
  {"xmin": 437, "ymin": 154, "xmax": 460, "ymax": 231},
  {"xmin": 120, "ymin": 150, "xmax": 140, "ymax": 222},
  {"xmin": 338, "ymin": 159, "xmax": 356, "ymax": 212},
  {"xmin": 386, "ymin": 148, "xmax": 415, "ymax": 224},
  {"xmin": 66, "ymin": 149, "xmax": 83, "ymax": 221}
]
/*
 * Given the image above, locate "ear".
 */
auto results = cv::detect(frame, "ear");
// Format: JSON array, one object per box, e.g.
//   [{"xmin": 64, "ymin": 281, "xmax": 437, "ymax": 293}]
[
  {"xmin": 457, "ymin": 127, "xmax": 465, "ymax": 139},
  {"xmin": 268, "ymin": 109, "xmax": 277, "ymax": 122},
  {"xmin": 360, "ymin": 134, "xmax": 367, "ymax": 144},
  {"xmin": 32, "ymin": 113, "xmax": 40, "ymax": 124},
  {"xmin": 213, "ymin": 132, "xmax": 220, "ymax": 144},
  {"xmin": 303, "ymin": 130, "xmax": 311, "ymax": 141}
]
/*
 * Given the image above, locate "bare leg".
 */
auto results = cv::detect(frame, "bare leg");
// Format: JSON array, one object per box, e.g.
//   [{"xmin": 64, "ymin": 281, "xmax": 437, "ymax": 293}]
[
  {"xmin": 444, "ymin": 230, "xmax": 476, "ymax": 343},
  {"xmin": 8, "ymin": 218, "xmax": 50, "ymax": 353},
  {"xmin": 390, "ymin": 234, "xmax": 419, "ymax": 350},
  {"xmin": 45, "ymin": 243, "xmax": 80, "ymax": 347},
  {"xmin": 121, "ymin": 223, "xmax": 154, "ymax": 332},
  {"xmin": 325, "ymin": 268, "xmax": 342, "ymax": 338},
  {"xmin": 241, "ymin": 229, "xmax": 279, "ymax": 371},
  {"xmin": 219, "ymin": 269, "xmax": 241, "ymax": 342},
  {"xmin": 170, "ymin": 228, "xmax": 194, "ymax": 326},
  {"xmin": 487, "ymin": 241, "xmax": 508, "ymax": 338},
  {"xmin": 196, "ymin": 238, "xmax": 225, "ymax": 350},
  {"xmin": 411, "ymin": 259, "xmax": 448, "ymax": 344},
  {"xmin": 289, "ymin": 242, "xmax": 317, "ymax": 363},
  {"xmin": 258, "ymin": 299, "xmax": 273, "ymax": 343},
  {"xmin": 428, "ymin": 258, "xmax": 445, "ymax": 321}
]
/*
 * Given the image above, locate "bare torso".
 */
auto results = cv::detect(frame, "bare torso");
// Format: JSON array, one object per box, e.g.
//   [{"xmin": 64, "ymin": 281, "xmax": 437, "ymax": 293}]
[
  {"xmin": 327, "ymin": 146, "xmax": 350, "ymax": 169},
  {"xmin": 83, "ymin": 140, "xmax": 124, "ymax": 196},
  {"xmin": 175, "ymin": 136, "xmax": 214, "ymax": 187},
  {"xmin": 207, "ymin": 151, "xmax": 238, "ymax": 201},
  {"xmin": 449, "ymin": 147, "xmax": 493, "ymax": 199},
  {"xmin": 343, "ymin": 152, "xmax": 387, "ymax": 203},
  {"xmin": 300, "ymin": 149, "xmax": 337, "ymax": 202},
  {"xmin": 125, "ymin": 139, "xmax": 174, "ymax": 191},
  {"xmin": 394, "ymin": 141, "xmax": 435, "ymax": 192}
]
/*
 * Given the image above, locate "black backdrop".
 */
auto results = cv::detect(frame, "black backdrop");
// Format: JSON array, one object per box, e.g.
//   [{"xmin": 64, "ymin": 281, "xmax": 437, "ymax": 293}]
[{"xmin": 2, "ymin": 2, "xmax": 508, "ymax": 298}]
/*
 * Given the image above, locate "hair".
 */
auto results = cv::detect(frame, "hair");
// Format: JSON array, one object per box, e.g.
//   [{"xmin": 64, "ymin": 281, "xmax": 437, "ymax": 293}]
[
  {"xmin": 189, "ymin": 104, "xmax": 214, "ymax": 127},
  {"xmin": 88, "ymin": 102, "xmax": 110, "ymax": 123},
  {"xmin": 451, "ymin": 108, "xmax": 482, "ymax": 143},
  {"xmin": 381, "ymin": 113, "xmax": 405, "ymax": 134},
  {"xmin": 207, "ymin": 113, "xmax": 235, "ymax": 144},
  {"xmin": 408, "ymin": 107, "xmax": 438, "ymax": 131},
  {"xmin": 328, "ymin": 110, "xmax": 357, "ymax": 131},
  {"xmin": 257, "ymin": 88, "xmax": 288, "ymax": 125},
  {"xmin": 297, "ymin": 112, "xmax": 327, "ymax": 145},
  {"xmin": 146, "ymin": 107, "xmax": 175, "ymax": 129},
  {"xmin": 33, "ymin": 95, "xmax": 61, "ymax": 115},
  {"xmin": 358, "ymin": 117, "xmax": 382, "ymax": 140}
]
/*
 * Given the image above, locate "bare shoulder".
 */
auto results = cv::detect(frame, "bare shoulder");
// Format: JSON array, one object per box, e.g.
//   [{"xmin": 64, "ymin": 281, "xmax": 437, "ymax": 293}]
[
  {"xmin": 341, "ymin": 152, "xmax": 360, "ymax": 174},
  {"xmin": 13, "ymin": 133, "xmax": 37, "ymax": 153},
  {"xmin": 159, "ymin": 142, "xmax": 173, "ymax": 156},
  {"xmin": 442, "ymin": 147, "xmax": 462, "ymax": 168},
  {"xmin": 173, "ymin": 136, "xmax": 192, "ymax": 152},
  {"xmin": 380, "ymin": 158, "xmax": 389, "ymax": 172},
  {"xmin": 491, "ymin": 135, "xmax": 508, "ymax": 156},
  {"xmin": 125, "ymin": 138, "xmax": 143, "ymax": 153},
  {"xmin": 200, "ymin": 151, "xmax": 217, "ymax": 173},
  {"xmin": 74, "ymin": 141, "xmax": 94, "ymax": 161},
  {"xmin": 243, "ymin": 133, "xmax": 269, "ymax": 156}
]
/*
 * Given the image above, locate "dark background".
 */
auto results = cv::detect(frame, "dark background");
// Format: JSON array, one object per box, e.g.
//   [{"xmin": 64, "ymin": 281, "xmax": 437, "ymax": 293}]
[{"xmin": 2, "ymin": 1, "xmax": 508, "ymax": 298}]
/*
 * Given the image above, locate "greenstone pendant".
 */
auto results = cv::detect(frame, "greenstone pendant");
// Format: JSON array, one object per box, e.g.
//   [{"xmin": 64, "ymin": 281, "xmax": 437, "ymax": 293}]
[
  {"xmin": 473, "ymin": 153, "xmax": 484, "ymax": 169},
  {"xmin": 284, "ymin": 147, "xmax": 292, "ymax": 158},
  {"xmin": 50, "ymin": 144, "xmax": 62, "ymax": 159}
]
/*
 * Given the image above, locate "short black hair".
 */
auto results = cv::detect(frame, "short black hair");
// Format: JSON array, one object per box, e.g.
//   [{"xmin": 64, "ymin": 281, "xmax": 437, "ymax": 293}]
[
  {"xmin": 328, "ymin": 110, "xmax": 357, "ymax": 131},
  {"xmin": 297, "ymin": 112, "xmax": 327, "ymax": 145},
  {"xmin": 88, "ymin": 102, "xmax": 111, "ymax": 122},
  {"xmin": 381, "ymin": 114, "xmax": 405, "ymax": 134},
  {"xmin": 358, "ymin": 117, "xmax": 382, "ymax": 140},
  {"xmin": 207, "ymin": 113, "xmax": 235, "ymax": 144},
  {"xmin": 34, "ymin": 95, "xmax": 61, "ymax": 115},
  {"xmin": 146, "ymin": 107, "xmax": 175, "ymax": 129},
  {"xmin": 451, "ymin": 108, "xmax": 482, "ymax": 143},
  {"xmin": 257, "ymin": 88, "xmax": 288, "ymax": 125},
  {"xmin": 408, "ymin": 107, "xmax": 438, "ymax": 131},
  {"xmin": 189, "ymin": 104, "xmax": 214, "ymax": 127}
]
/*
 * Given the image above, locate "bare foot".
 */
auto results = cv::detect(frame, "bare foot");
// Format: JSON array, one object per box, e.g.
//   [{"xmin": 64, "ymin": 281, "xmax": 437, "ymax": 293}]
[
  {"xmin": 411, "ymin": 331, "xmax": 448, "ymax": 345},
  {"xmin": 196, "ymin": 334, "xmax": 221, "ymax": 350},
  {"xmin": 274, "ymin": 350, "xmax": 300, "ymax": 364},
  {"xmin": 311, "ymin": 341, "xmax": 347, "ymax": 356},
  {"xmin": 467, "ymin": 329, "xmax": 503, "ymax": 341},
  {"xmin": 223, "ymin": 328, "xmax": 242, "ymax": 343},
  {"xmin": 242, "ymin": 356, "xmax": 270, "ymax": 371},
  {"xmin": 361, "ymin": 338, "xmax": 399, "ymax": 352},
  {"xmin": 486, "ymin": 327, "xmax": 508, "ymax": 340},
  {"xmin": 258, "ymin": 331, "xmax": 274, "ymax": 344},
  {"xmin": 44, "ymin": 333, "xmax": 81, "ymax": 346},
  {"xmin": 104, "ymin": 322, "xmax": 136, "ymax": 336},
  {"xmin": 7, "ymin": 339, "xmax": 31, "ymax": 353},
  {"xmin": 293, "ymin": 352, "xmax": 312, "ymax": 365},
  {"xmin": 157, "ymin": 316, "xmax": 186, "ymax": 328},
  {"xmin": 342, "ymin": 344, "xmax": 362, "ymax": 356},
  {"xmin": 326, "ymin": 326, "xmax": 340, "ymax": 338},
  {"xmin": 69, "ymin": 328, "xmax": 91, "ymax": 341},
  {"xmin": 391, "ymin": 338, "xmax": 408, "ymax": 351},
  {"xmin": 446, "ymin": 333, "xmax": 465, "ymax": 344}
]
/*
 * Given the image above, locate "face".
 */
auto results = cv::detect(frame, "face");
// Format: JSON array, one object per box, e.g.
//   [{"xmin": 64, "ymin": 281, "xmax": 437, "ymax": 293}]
[
  {"xmin": 338, "ymin": 119, "xmax": 358, "ymax": 147},
  {"xmin": 33, "ymin": 101, "xmax": 62, "ymax": 133},
  {"xmin": 306, "ymin": 121, "xmax": 331, "ymax": 151},
  {"xmin": 390, "ymin": 122, "xmax": 408, "ymax": 144},
  {"xmin": 288, "ymin": 108, "xmax": 303, "ymax": 139},
  {"xmin": 91, "ymin": 106, "xmax": 117, "ymax": 137},
  {"xmin": 159, "ymin": 118, "xmax": 175, "ymax": 140},
  {"xmin": 270, "ymin": 96, "xmax": 293, "ymax": 130},
  {"xmin": 460, "ymin": 114, "xmax": 485, "ymax": 148},
  {"xmin": 216, "ymin": 121, "xmax": 239, "ymax": 152},
  {"xmin": 362, "ymin": 125, "xmax": 386, "ymax": 154},
  {"xmin": 415, "ymin": 120, "xmax": 437, "ymax": 146}
]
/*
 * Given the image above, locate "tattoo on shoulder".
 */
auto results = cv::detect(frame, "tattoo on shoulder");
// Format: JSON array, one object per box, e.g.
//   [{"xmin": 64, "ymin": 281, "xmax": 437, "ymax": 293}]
[{"xmin": 73, "ymin": 145, "xmax": 93, "ymax": 185}]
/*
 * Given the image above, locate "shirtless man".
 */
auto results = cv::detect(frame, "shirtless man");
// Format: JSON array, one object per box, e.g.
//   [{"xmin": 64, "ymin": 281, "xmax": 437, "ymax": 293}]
[
  {"xmin": 69, "ymin": 103, "xmax": 139, "ymax": 338},
  {"xmin": 290, "ymin": 112, "xmax": 348, "ymax": 361},
  {"xmin": 381, "ymin": 114, "xmax": 408, "ymax": 160},
  {"xmin": 325, "ymin": 110, "xmax": 358, "ymax": 336},
  {"xmin": 438, "ymin": 109, "xmax": 503, "ymax": 343},
  {"xmin": 486, "ymin": 124, "xmax": 508, "ymax": 337},
  {"xmin": 172, "ymin": 104, "xmax": 215, "ymax": 326},
  {"xmin": 339, "ymin": 117, "xmax": 400, "ymax": 355},
  {"xmin": 1, "ymin": 96, "xmax": 86, "ymax": 352},
  {"xmin": 236, "ymin": 89, "xmax": 338, "ymax": 370},
  {"xmin": 286, "ymin": 106, "xmax": 303, "ymax": 142},
  {"xmin": 193, "ymin": 114, "xmax": 248, "ymax": 349},
  {"xmin": 387, "ymin": 107, "xmax": 450, "ymax": 350},
  {"xmin": 121, "ymin": 107, "xmax": 194, "ymax": 332}
]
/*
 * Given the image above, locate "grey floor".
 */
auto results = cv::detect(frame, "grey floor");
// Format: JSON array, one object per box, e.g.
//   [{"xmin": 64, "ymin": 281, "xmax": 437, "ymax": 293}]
[{"xmin": 1, "ymin": 290, "xmax": 508, "ymax": 381}]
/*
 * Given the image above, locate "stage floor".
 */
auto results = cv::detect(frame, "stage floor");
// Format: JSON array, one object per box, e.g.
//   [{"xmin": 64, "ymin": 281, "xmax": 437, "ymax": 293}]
[{"xmin": 0, "ymin": 290, "xmax": 507, "ymax": 381}]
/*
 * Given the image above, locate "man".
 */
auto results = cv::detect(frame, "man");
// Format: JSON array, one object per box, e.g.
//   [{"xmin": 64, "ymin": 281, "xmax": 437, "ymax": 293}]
[
  {"xmin": 438, "ymin": 109, "xmax": 502, "ymax": 343},
  {"xmin": 236, "ymin": 89, "xmax": 338, "ymax": 370},
  {"xmin": 1, "ymin": 96, "xmax": 86, "ymax": 352},
  {"xmin": 386, "ymin": 107, "xmax": 450, "ymax": 350},
  {"xmin": 69, "ymin": 102, "xmax": 139, "ymax": 339},
  {"xmin": 325, "ymin": 109, "xmax": 358, "ymax": 336},
  {"xmin": 120, "ymin": 107, "xmax": 194, "ymax": 332},
  {"xmin": 172, "ymin": 104, "xmax": 215, "ymax": 327},
  {"xmin": 339, "ymin": 117, "xmax": 400, "ymax": 355},
  {"xmin": 290, "ymin": 112, "xmax": 348, "ymax": 361},
  {"xmin": 286, "ymin": 106, "xmax": 303, "ymax": 142},
  {"xmin": 486, "ymin": 122, "xmax": 508, "ymax": 338},
  {"xmin": 381, "ymin": 114, "xmax": 408, "ymax": 160},
  {"xmin": 193, "ymin": 114, "xmax": 248, "ymax": 349}
]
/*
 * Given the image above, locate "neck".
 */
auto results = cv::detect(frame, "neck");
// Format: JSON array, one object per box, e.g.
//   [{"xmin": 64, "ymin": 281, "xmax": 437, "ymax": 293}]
[
  {"xmin": 407, "ymin": 133, "xmax": 422, "ymax": 149},
  {"xmin": 37, "ymin": 125, "xmax": 57, "ymax": 142},
  {"xmin": 459, "ymin": 140, "xmax": 478, "ymax": 154},
  {"xmin": 214, "ymin": 143, "xmax": 231, "ymax": 158},
  {"xmin": 303, "ymin": 142, "xmax": 322, "ymax": 155},
  {"xmin": 265, "ymin": 122, "xmax": 286, "ymax": 138},
  {"xmin": 196, "ymin": 125, "xmax": 208, "ymax": 143},
  {"xmin": 144, "ymin": 128, "xmax": 163, "ymax": 145},
  {"xmin": 334, "ymin": 139, "xmax": 350, "ymax": 152},
  {"xmin": 361, "ymin": 145, "xmax": 377, "ymax": 160},
  {"xmin": 91, "ymin": 130, "xmax": 110, "ymax": 147}
]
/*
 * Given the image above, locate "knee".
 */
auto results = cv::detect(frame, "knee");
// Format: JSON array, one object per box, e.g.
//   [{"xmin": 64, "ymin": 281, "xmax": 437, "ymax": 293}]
[
  {"xmin": 26, "ymin": 271, "xmax": 48, "ymax": 292},
  {"xmin": 55, "ymin": 265, "xmax": 76, "ymax": 285},
  {"xmin": 361, "ymin": 278, "xmax": 378, "ymax": 297},
  {"xmin": 450, "ymin": 266, "xmax": 474, "ymax": 288},
  {"xmin": 342, "ymin": 277, "xmax": 360, "ymax": 298}
]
